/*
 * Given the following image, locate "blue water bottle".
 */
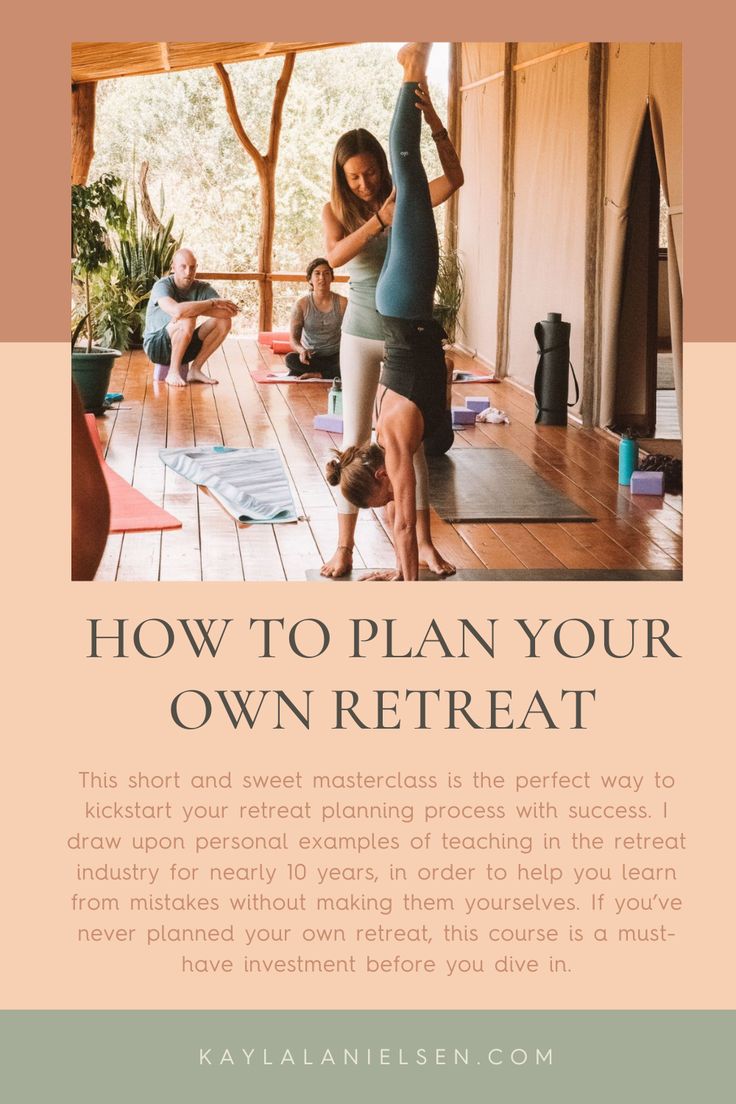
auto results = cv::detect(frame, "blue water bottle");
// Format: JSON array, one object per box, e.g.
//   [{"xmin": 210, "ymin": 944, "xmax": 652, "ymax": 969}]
[{"xmin": 618, "ymin": 430, "xmax": 638, "ymax": 485}]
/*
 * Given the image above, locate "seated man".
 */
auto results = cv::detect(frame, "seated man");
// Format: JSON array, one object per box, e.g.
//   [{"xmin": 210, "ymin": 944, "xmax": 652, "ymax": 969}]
[{"xmin": 142, "ymin": 248, "xmax": 239, "ymax": 386}]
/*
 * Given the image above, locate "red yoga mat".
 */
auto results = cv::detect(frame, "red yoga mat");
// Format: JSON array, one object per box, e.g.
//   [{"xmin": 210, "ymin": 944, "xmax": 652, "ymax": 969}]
[{"xmin": 84, "ymin": 416, "xmax": 182, "ymax": 533}]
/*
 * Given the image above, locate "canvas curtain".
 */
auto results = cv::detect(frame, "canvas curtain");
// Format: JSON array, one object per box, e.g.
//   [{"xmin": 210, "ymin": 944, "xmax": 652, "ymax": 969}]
[
  {"xmin": 455, "ymin": 43, "xmax": 504, "ymax": 368},
  {"xmin": 506, "ymin": 45, "xmax": 589, "ymax": 401},
  {"xmin": 600, "ymin": 43, "xmax": 683, "ymax": 431}
]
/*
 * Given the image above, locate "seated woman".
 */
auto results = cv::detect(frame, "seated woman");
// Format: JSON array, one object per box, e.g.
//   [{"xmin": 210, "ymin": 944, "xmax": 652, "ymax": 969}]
[
  {"xmin": 326, "ymin": 43, "xmax": 462, "ymax": 581},
  {"xmin": 285, "ymin": 258, "xmax": 346, "ymax": 379}
]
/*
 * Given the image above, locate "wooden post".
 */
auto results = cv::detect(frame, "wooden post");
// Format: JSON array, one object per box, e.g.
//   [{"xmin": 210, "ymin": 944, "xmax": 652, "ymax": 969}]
[
  {"xmin": 214, "ymin": 54, "xmax": 295, "ymax": 333},
  {"xmin": 582, "ymin": 44, "xmax": 606, "ymax": 428},
  {"xmin": 71, "ymin": 82, "xmax": 97, "ymax": 185},
  {"xmin": 495, "ymin": 44, "xmax": 517, "ymax": 379},
  {"xmin": 443, "ymin": 43, "xmax": 462, "ymax": 254}
]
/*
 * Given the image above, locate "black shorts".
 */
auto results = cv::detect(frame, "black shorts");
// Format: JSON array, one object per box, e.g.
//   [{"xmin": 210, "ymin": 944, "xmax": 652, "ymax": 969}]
[
  {"xmin": 143, "ymin": 324, "xmax": 204, "ymax": 366},
  {"xmin": 379, "ymin": 316, "xmax": 448, "ymax": 438}
]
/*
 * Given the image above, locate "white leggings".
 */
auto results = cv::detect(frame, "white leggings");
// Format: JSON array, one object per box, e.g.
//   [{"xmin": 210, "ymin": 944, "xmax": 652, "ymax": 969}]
[{"xmin": 338, "ymin": 331, "xmax": 429, "ymax": 515}]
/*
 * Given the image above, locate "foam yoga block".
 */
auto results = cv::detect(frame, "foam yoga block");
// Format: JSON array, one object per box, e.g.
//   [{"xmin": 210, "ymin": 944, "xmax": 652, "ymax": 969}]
[
  {"xmin": 466, "ymin": 396, "xmax": 491, "ymax": 412},
  {"xmin": 630, "ymin": 470, "xmax": 665, "ymax": 495},
  {"xmin": 272, "ymin": 340, "xmax": 292, "ymax": 355},
  {"xmin": 314, "ymin": 414, "xmax": 344, "ymax": 432},
  {"xmin": 154, "ymin": 363, "xmax": 189, "ymax": 381},
  {"xmin": 452, "ymin": 407, "xmax": 477, "ymax": 426}
]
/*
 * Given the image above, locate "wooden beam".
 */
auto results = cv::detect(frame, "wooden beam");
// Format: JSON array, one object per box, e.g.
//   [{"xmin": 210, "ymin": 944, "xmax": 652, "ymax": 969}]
[
  {"xmin": 582, "ymin": 44, "xmax": 606, "ymax": 428},
  {"xmin": 214, "ymin": 53, "xmax": 296, "ymax": 332},
  {"xmin": 71, "ymin": 81, "xmax": 97, "ymax": 185},
  {"xmin": 444, "ymin": 43, "xmax": 462, "ymax": 255},
  {"xmin": 196, "ymin": 271, "xmax": 349, "ymax": 282},
  {"xmin": 460, "ymin": 43, "xmax": 589, "ymax": 92},
  {"xmin": 159, "ymin": 42, "xmax": 171, "ymax": 71},
  {"xmin": 495, "ymin": 44, "xmax": 517, "ymax": 379}
]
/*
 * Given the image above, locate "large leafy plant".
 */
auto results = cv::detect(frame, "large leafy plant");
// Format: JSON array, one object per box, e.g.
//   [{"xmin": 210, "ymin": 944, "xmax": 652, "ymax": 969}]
[{"xmin": 71, "ymin": 173, "xmax": 130, "ymax": 352}]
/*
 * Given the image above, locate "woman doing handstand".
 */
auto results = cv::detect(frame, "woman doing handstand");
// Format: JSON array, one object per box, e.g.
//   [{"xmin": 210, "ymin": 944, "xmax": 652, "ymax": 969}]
[
  {"xmin": 326, "ymin": 43, "xmax": 462, "ymax": 581},
  {"xmin": 320, "ymin": 53, "xmax": 462, "ymax": 577}
]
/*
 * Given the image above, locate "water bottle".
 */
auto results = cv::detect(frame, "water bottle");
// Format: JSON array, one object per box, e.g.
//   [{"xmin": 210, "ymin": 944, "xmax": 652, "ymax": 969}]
[
  {"xmin": 618, "ymin": 430, "xmax": 638, "ymax": 485},
  {"xmin": 328, "ymin": 378, "xmax": 343, "ymax": 416}
]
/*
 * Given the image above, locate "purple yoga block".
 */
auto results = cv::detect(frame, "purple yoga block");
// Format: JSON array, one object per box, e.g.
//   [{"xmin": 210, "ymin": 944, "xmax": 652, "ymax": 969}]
[
  {"xmin": 630, "ymin": 470, "xmax": 665, "ymax": 495},
  {"xmin": 452, "ymin": 406, "xmax": 477, "ymax": 426},
  {"xmin": 466, "ymin": 396, "xmax": 491, "ymax": 412},
  {"xmin": 314, "ymin": 414, "xmax": 344, "ymax": 433},
  {"xmin": 153, "ymin": 363, "xmax": 189, "ymax": 381}
]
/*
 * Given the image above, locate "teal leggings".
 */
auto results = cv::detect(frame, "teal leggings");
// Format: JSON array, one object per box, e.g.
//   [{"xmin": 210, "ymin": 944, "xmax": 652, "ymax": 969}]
[{"xmin": 376, "ymin": 81, "xmax": 439, "ymax": 321}]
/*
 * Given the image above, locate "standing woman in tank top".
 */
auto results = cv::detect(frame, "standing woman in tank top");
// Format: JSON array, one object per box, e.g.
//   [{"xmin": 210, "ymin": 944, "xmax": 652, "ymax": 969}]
[{"xmin": 320, "ymin": 87, "xmax": 463, "ymax": 578}]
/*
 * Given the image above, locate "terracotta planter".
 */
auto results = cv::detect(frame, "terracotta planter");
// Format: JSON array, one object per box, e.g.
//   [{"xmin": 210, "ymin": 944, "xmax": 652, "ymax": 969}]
[{"xmin": 71, "ymin": 348, "xmax": 121, "ymax": 415}]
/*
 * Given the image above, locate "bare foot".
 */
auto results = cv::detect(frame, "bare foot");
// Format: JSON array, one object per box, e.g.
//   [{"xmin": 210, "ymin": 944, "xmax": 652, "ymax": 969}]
[
  {"xmin": 166, "ymin": 371, "xmax": 188, "ymax": 387},
  {"xmin": 419, "ymin": 542, "xmax": 456, "ymax": 576},
  {"xmin": 397, "ymin": 42, "xmax": 432, "ymax": 81},
  {"xmin": 188, "ymin": 367, "xmax": 219, "ymax": 385},
  {"xmin": 320, "ymin": 546, "xmax": 353, "ymax": 578}
]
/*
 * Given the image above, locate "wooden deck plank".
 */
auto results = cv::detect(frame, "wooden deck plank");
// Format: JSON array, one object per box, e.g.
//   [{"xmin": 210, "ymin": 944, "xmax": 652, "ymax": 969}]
[{"xmin": 91, "ymin": 339, "xmax": 682, "ymax": 581}]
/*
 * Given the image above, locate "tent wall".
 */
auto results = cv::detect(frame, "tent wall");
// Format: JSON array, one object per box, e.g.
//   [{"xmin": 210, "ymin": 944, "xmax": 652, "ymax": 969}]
[
  {"xmin": 506, "ymin": 45, "xmax": 589, "ymax": 401},
  {"xmin": 455, "ymin": 43, "xmax": 505, "ymax": 368},
  {"xmin": 456, "ymin": 41, "xmax": 683, "ymax": 432}
]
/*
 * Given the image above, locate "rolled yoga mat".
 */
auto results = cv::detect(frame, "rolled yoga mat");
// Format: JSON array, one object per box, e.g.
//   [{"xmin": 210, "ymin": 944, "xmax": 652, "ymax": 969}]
[
  {"xmin": 427, "ymin": 447, "xmax": 593, "ymax": 523},
  {"xmin": 159, "ymin": 445, "xmax": 299, "ymax": 524},
  {"xmin": 533, "ymin": 312, "xmax": 579, "ymax": 426},
  {"xmin": 307, "ymin": 568, "xmax": 682, "ymax": 582}
]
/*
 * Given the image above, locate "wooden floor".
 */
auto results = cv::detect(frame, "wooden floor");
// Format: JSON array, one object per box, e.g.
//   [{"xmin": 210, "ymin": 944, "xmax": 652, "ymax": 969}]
[{"xmin": 94, "ymin": 339, "xmax": 683, "ymax": 582}]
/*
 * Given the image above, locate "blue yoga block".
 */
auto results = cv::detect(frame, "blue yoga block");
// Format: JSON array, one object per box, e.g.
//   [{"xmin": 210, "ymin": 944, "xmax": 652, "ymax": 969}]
[
  {"xmin": 466, "ymin": 396, "xmax": 491, "ymax": 412},
  {"xmin": 452, "ymin": 406, "xmax": 477, "ymax": 426},
  {"xmin": 630, "ymin": 470, "xmax": 665, "ymax": 495},
  {"xmin": 314, "ymin": 414, "xmax": 344, "ymax": 433}
]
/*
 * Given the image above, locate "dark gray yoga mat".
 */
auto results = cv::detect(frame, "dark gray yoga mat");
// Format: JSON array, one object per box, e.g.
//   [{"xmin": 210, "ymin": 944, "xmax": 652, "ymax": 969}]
[
  {"xmin": 428, "ymin": 448, "xmax": 593, "ymax": 522},
  {"xmin": 307, "ymin": 569, "xmax": 682, "ymax": 582}
]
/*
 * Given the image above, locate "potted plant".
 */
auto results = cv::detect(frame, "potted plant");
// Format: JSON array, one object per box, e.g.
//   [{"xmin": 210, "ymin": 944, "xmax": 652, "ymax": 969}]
[
  {"xmin": 433, "ymin": 240, "xmax": 465, "ymax": 346},
  {"xmin": 71, "ymin": 173, "xmax": 129, "ymax": 414},
  {"xmin": 115, "ymin": 181, "xmax": 180, "ymax": 347},
  {"xmin": 424, "ymin": 241, "xmax": 465, "ymax": 457}
]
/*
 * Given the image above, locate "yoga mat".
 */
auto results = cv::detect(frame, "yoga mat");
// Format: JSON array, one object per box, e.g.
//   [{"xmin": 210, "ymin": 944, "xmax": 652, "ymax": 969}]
[
  {"xmin": 84, "ymin": 415, "xmax": 182, "ymax": 533},
  {"xmin": 452, "ymin": 370, "xmax": 498, "ymax": 383},
  {"xmin": 159, "ymin": 445, "xmax": 298, "ymax": 524},
  {"xmin": 427, "ymin": 448, "xmax": 594, "ymax": 522},
  {"xmin": 307, "ymin": 568, "xmax": 682, "ymax": 582},
  {"xmin": 250, "ymin": 365, "xmax": 332, "ymax": 385}
]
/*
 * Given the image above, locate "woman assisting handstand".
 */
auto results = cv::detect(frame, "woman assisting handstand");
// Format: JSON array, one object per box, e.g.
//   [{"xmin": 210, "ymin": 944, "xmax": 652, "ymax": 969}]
[
  {"xmin": 326, "ymin": 43, "xmax": 461, "ymax": 581},
  {"xmin": 320, "ymin": 47, "xmax": 462, "ymax": 577}
]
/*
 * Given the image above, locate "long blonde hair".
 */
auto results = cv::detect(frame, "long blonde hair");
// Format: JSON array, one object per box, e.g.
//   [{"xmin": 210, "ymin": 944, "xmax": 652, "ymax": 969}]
[
  {"xmin": 325, "ymin": 442, "xmax": 385, "ymax": 508},
  {"xmin": 330, "ymin": 129, "xmax": 392, "ymax": 234}
]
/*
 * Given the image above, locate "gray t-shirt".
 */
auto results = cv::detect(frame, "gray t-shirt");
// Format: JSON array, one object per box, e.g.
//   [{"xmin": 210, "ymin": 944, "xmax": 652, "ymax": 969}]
[{"xmin": 144, "ymin": 276, "xmax": 219, "ymax": 339}]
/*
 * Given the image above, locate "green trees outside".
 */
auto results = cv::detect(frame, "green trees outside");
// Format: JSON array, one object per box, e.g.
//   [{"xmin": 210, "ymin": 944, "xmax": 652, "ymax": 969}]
[{"xmin": 89, "ymin": 44, "xmax": 448, "ymax": 331}]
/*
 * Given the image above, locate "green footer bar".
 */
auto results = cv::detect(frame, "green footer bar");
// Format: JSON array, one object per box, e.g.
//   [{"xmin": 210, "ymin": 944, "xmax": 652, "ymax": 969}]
[{"xmin": 2, "ymin": 1010, "xmax": 733, "ymax": 1103}]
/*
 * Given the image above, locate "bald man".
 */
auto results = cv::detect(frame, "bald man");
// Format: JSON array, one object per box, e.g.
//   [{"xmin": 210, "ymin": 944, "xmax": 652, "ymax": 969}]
[{"xmin": 143, "ymin": 249, "xmax": 239, "ymax": 386}]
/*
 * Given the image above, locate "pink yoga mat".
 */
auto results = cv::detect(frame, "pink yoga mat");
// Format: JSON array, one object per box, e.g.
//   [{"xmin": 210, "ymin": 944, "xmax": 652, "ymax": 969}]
[
  {"xmin": 84, "ymin": 416, "xmax": 182, "ymax": 533},
  {"xmin": 250, "ymin": 366, "xmax": 332, "ymax": 385}
]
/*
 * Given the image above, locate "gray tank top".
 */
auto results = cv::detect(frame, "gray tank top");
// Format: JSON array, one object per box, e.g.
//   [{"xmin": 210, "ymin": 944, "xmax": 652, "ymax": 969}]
[
  {"xmin": 301, "ymin": 292, "xmax": 343, "ymax": 356},
  {"xmin": 342, "ymin": 230, "xmax": 389, "ymax": 341}
]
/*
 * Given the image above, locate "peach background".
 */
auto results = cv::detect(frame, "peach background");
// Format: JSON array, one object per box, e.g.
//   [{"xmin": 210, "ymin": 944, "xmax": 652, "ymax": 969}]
[
  {"xmin": 2, "ymin": 343, "xmax": 735, "ymax": 1009},
  {"xmin": 2, "ymin": 3, "xmax": 735, "ymax": 1010}
]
